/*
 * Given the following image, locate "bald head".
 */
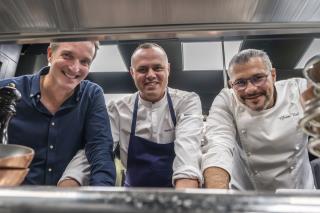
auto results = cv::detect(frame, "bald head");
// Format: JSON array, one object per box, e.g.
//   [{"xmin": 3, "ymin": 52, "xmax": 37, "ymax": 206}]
[{"xmin": 131, "ymin": 43, "xmax": 168, "ymax": 67}]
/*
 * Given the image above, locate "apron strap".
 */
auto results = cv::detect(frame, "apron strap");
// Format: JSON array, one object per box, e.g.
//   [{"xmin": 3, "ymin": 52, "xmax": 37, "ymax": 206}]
[
  {"xmin": 130, "ymin": 94, "xmax": 139, "ymax": 137},
  {"xmin": 166, "ymin": 89, "xmax": 176, "ymax": 127}
]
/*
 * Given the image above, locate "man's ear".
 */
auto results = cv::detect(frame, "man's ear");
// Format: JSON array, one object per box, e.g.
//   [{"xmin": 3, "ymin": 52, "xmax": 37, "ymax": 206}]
[
  {"xmin": 167, "ymin": 63, "xmax": 171, "ymax": 76},
  {"xmin": 47, "ymin": 46, "xmax": 52, "ymax": 64},
  {"xmin": 129, "ymin": 67, "xmax": 134, "ymax": 77},
  {"xmin": 228, "ymin": 80, "xmax": 233, "ymax": 88},
  {"xmin": 271, "ymin": 68, "xmax": 277, "ymax": 82}
]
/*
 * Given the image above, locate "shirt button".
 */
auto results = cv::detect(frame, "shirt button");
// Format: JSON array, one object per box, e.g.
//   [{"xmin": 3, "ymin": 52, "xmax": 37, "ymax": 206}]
[
  {"xmin": 49, "ymin": 145, "xmax": 54, "ymax": 149},
  {"xmin": 48, "ymin": 168, "xmax": 52, "ymax": 172},
  {"xmin": 295, "ymin": 145, "xmax": 300, "ymax": 151},
  {"xmin": 51, "ymin": 122, "xmax": 55, "ymax": 126},
  {"xmin": 241, "ymin": 129, "xmax": 247, "ymax": 134},
  {"xmin": 290, "ymin": 166, "xmax": 295, "ymax": 170},
  {"xmin": 36, "ymin": 94, "xmax": 40, "ymax": 99},
  {"xmin": 253, "ymin": 170, "xmax": 259, "ymax": 175}
]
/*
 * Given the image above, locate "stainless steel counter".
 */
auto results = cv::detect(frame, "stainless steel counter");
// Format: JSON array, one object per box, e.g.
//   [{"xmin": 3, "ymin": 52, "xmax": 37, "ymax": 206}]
[{"xmin": 0, "ymin": 187, "xmax": 320, "ymax": 213}]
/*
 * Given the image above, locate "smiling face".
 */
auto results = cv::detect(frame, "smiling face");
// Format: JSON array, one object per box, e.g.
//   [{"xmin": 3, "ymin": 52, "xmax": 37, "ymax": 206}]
[
  {"xmin": 47, "ymin": 41, "xmax": 95, "ymax": 92},
  {"xmin": 130, "ymin": 46, "xmax": 170, "ymax": 102},
  {"xmin": 229, "ymin": 56, "xmax": 276, "ymax": 111}
]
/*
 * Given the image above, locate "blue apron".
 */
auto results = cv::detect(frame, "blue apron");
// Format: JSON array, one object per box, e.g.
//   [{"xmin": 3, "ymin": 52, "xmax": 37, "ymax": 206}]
[{"xmin": 125, "ymin": 91, "xmax": 176, "ymax": 187}]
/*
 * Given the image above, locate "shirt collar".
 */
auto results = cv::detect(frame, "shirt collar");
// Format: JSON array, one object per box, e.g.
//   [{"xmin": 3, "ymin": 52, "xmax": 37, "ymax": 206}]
[
  {"xmin": 29, "ymin": 66, "xmax": 49, "ymax": 98},
  {"xmin": 29, "ymin": 66, "xmax": 83, "ymax": 102},
  {"xmin": 138, "ymin": 89, "xmax": 167, "ymax": 108}
]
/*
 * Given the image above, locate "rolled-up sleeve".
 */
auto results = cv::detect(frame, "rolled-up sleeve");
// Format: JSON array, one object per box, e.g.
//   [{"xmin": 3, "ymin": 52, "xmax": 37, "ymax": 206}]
[
  {"xmin": 85, "ymin": 86, "xmax": 116, "ymax": 186},
  {"xmin": 58, "ymin": 149, "xmax": 90, "ymax": 185},
  {"xmin": 107, "ymin": 100, "xmax": 121, "ymax": 155},
  {"xmin": 172, "ymin": 92, "xmax": 204, "ymax": 185},
  {"xmin": 201, "ymin": 89, "xmax": 237, "ymax": 177}
]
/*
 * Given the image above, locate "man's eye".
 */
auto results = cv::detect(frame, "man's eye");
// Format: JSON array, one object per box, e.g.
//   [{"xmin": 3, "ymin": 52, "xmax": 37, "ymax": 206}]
[
  {"xmin": 137, "ymin": 68, "xmax": 147, "ymax": 73},
  {"xmin": 253, "ymin": 75, "xmax": 266, "ymax": 82},
  {"xmin": 62, "ymin": 53, "xmax": 72, "ymax": 59},
  {"xmin": 153, "ymin": 66, "xmax": 164, "ymax": 71},
  {"xmin": 81, "ymin": 60, "xmax": 91, "ymax": 66},
  {"xmin": 234, "ymin": 80, "xmax": 246, "ymax": 86}
]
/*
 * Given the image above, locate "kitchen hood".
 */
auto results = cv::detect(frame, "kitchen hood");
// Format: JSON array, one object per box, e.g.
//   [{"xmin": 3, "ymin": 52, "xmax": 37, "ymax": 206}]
[{"xmin": 0, "ymin": 0, "xmax": 320, "ymax": 43}]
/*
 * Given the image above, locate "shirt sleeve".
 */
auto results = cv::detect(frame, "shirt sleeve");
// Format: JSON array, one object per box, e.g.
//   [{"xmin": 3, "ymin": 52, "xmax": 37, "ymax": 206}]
[
  {"xmin": 58, "ymin": 149, "xmax": 90, "ymax": 186},
  {"xmin": 201, "ymin": 89, "xmax": 237, "ymax": 177},
  {"xmin": 84, "ymin": 85, "xmax": 116, "ymax": 186},
  {"xmin": 107, "ymin": 100, "xmax": 121, "ymax": 154},
  {"xmin": 172, "ymin": 92, "xmax": 204, "ymax": 185},
  {"xmin": 294, "ymin": 77, "xmax": 308, "ymax": 93}
]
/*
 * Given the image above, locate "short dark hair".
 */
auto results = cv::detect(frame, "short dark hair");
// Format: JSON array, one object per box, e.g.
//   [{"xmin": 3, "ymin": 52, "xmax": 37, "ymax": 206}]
[
  {"xmin": 228, "ymin": 49, "xmax": 273, "ymax": 77},
  {"xmin": 131, "ymin": 42, "xmax": 168, "ymax": 66},
  {"xmin": 49, "ymin": 41, "xmax": 100, "ymax": 60}
]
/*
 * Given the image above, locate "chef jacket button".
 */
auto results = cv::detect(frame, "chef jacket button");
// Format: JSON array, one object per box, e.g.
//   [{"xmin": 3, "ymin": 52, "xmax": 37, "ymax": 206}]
[
  {"xmin": 290, "ymin": 166, "xmax": 295, "ymax": 170},
  {"xmin": 241, "ymin": 129, "xmax": 246, "ymax": 134},
  {"xmin": 246, "ymin": 151, "xmax": 251, "ymax": 156},
  {"xmin": 48, "ymin": 168, "xmax": 52, "ymax": 172},
  {"xmin": 295, "ymin": 145, "xmax": 300, "ymax": 151},
  {"xmin": 253, "ymin": 170, "xmax": 259, "ymax": 175}
]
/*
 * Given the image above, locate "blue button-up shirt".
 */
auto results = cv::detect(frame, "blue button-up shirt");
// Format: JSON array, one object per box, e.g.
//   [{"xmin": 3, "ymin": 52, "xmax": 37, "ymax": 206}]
[{"xmin": 0, "ymin": 67, "xmax": 115, "ymax": 186}]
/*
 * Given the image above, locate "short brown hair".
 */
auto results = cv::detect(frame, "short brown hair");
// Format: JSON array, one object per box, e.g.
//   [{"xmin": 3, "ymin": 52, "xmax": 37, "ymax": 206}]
[{"xmin": 49, "ymin": 41, "xmax": 100, "ymax": 60}]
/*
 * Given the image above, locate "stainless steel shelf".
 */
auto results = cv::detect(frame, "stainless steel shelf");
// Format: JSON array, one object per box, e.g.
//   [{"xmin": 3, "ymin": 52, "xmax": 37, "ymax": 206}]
[{"xmin": 0, "ymin": 187, "xmax": 320, "ymax": 213}]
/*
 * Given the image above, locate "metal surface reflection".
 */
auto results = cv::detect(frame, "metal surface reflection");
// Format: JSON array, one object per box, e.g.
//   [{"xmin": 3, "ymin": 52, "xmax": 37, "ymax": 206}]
[{"xmin": 0, "ymin": 187, "xmax": 320, "ymax": 213}]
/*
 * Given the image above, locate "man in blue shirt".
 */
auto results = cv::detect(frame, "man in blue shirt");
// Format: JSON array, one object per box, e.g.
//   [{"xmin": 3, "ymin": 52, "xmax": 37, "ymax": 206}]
[{"xmin": 0, "ymin": 41, "xmax": 116, "ymax": 186}]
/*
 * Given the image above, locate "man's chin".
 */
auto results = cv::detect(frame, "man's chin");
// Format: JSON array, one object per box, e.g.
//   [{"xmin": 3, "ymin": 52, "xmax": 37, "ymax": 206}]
[
  {"xmin": 245, "ymin": 100, "xmax": 265, "ymax": 111},
  {"xmin": 141, "ymin": 91, "xmax": 163, "ymax": 102}
]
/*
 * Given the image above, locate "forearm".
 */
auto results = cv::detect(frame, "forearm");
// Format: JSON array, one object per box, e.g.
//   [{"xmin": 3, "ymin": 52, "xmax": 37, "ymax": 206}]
[
  {"xmin": 175, "ymin": 178, "xmax": 199, "ymax": 189},
  {"xmin": 86, "ymin": 91, "xmax": 116, "ymax": 186},
  {"xmin": 58, "ymin": 149, "xmax": 90, "ymax": 186},
  {"xmin": 203, "ymin": 167, "xmax": 230, "ymax": 189},
  {"xmin": 58, "ymin": 179, "xmax": 81, "ymax": 187},
  {"xmin": 174, "ymin": 93, "xmax": 204, "ymax": 187}
]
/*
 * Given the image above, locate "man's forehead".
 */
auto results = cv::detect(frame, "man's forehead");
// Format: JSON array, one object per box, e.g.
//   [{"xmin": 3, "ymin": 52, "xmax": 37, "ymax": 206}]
[
  {"xmin": 55, "ymin": 42, "xmax": 94, "ymax": 57},
  {"xmin": 132, "ymin": 47, "xmax": 167, "ymax": 62},
  {"xmin": 231, "ymin": 58, "xmax": 267, "ymax": 74}
]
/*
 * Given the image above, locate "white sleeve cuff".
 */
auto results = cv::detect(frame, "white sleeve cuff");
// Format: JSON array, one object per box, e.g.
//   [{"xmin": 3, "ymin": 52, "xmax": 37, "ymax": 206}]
[
  {"xmin": 173, "ymin": 165, "xmax": 203, "ymax": 186},
  {"xmin": 58, "ymin": 149, "xmax": 91, "ymax": 186}
]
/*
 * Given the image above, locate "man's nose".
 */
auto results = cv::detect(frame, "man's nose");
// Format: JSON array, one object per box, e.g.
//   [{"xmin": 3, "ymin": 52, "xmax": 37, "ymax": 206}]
[
  {"xmin": 69, "ymin": 60, "xmax": 80, "ymax": 72},
  {"xmin": 146, "ymin": 68, "xmax": 156, "ymax": 78},
  {"xmin": 245, "ymin": 80, "xmax": 258, "ymax": 92}
]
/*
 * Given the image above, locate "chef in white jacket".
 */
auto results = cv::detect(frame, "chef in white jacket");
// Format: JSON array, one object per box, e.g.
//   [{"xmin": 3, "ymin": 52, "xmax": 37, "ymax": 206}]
[
  {"xmin": 202, "ymin": 49, "xmax": 315, "ymax": 191},
  {"xmin": 59, "ymin": 42, "xmax": 203, "ymax": 188}
]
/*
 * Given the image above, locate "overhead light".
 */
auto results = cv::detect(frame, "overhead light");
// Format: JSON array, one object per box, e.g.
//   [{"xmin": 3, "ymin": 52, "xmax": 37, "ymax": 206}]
[
  {"xmin": 224, "ymin": 41, "xmax": 242, "ymax": 69},
  {"xmin": 182, "ymin": 41, "xmax": 242, "ymax": 71},
  {"xmin": 295, "ymin": 38, "xmax": 320, "ymax": 69},
  {"xmin": 90, "ymin": 45, "xmax": 127, "ymax": 72}
]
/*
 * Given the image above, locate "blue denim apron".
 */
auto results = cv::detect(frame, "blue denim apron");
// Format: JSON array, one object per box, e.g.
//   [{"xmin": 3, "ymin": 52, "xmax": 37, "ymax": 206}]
[{"xmin": 125, "ymin": 91, "xmax": 176, "ymax": 187}]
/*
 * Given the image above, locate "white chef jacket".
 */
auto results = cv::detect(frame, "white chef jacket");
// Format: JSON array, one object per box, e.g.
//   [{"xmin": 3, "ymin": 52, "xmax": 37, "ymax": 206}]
[
  {"xmin": 60, "ymin": 87, "xmax": 204, "ymax": 185},
  {"xmin": 202, "ymin": 78, "xmax": 315, "ymax": 191}
]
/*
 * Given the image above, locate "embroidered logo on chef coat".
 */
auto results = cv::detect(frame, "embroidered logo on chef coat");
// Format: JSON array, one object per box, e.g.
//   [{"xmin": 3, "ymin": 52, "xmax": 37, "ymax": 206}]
[
  {"xmin": 279, "ymin": 112, "xmax": 299, "ymax": 120},
  {"xmin": 164, "ymin": 128, "xmax": 175, "ymax": 132}
]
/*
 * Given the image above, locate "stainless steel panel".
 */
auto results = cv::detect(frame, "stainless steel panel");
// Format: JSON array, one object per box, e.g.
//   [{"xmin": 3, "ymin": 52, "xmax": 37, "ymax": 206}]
[
  {"xmin": 0, "ymin": 187, "xmax": 320, "ymax": 213},
  {"xmin": 0, "ymin": 0, "xmax": 320, "ymax": 43}
]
